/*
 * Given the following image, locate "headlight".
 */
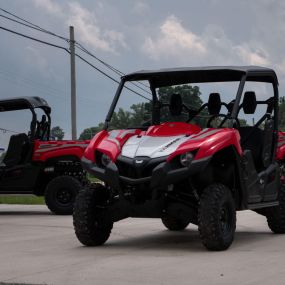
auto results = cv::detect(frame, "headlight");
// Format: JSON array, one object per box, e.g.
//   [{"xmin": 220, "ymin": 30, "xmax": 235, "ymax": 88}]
[
  {"xmin": 101, "ymin": 153, "xmax": 112, "ymax": 167},
  {"xmin": 180, "ymin": 152, "xmax": 193, "ymax": 167}
]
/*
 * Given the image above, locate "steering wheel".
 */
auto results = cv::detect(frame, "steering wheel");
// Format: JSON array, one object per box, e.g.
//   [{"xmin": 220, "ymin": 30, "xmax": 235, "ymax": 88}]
[{"xmin": 207, "ymin": 114, "xmax": 240, "ymax": 129}]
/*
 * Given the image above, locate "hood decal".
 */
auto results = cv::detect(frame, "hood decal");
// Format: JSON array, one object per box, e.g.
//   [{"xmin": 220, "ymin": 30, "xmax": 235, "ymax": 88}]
[
  {"xmin": 121, "ymin": 135, "xmax": 190, "ymax": 158},
  {"xmin": 190, "ymin": 128, "xmax": 221, "ymax": 140},
  {"xmin": 121, "ymin": 128, "xmax": 222, "ymax": 159}
]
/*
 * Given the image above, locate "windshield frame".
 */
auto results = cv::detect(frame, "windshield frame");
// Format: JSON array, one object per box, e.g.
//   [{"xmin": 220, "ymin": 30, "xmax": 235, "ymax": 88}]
[{"xmin": 104, "ymin": 72, "xmax": 278, "ymax": 131}]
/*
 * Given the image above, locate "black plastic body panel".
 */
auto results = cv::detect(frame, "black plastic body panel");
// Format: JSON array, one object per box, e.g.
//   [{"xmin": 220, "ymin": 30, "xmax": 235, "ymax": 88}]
[
  {"xmin": 81, "ymin": 156, "xmax": 211, "ymax": 191},
  {"xmin": 81, "ymin": 155, "xmax": 211, "ymax": 220},
  {"xmin": 0, "ymin": 164, "xmax": 41, "ymax": 193},
  {"xmin": 241, "ymin": 150, "xmax": 279, "ymax": 208},
  {"xmin": 242, "ymin": 150, "xmax": 262, "ymax": 203}
]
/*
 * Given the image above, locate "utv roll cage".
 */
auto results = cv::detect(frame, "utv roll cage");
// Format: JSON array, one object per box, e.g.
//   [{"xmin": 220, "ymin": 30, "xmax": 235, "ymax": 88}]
[
  {"xmin": 105, "ymin": 66, "xmax": 279, "ymax": 131},
  {"xmin": 0, "ymin": 96, "xmax": 51, "ymax": 140}
]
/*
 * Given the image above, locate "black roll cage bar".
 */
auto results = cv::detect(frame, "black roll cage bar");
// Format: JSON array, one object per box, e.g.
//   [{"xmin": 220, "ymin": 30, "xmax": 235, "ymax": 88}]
[
  {"xmin": 0, "ymin": 97, "xmax": 51, "ymax": 140},
  {"xmin": 104, "ymin": 68, "xmax": 279, "ymax": 134}
]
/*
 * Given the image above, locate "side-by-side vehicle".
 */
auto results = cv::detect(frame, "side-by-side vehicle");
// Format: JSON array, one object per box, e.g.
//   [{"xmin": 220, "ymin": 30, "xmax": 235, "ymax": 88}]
[
  {"xmin": 0, "ymin": 97, "xmax": 88, "ymax": 214},
  {"xmin": 73, "ymin": 66, "xmax": 285, "ymax": 250}
]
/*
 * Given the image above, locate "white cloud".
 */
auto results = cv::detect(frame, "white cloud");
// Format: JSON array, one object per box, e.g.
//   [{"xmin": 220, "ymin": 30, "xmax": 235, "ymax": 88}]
[
  {"xmin": 67, "ymin": 2, "xmax": 112, "ymax": 52},
  {"xmin": 142, "ymin": 15, "xmax": 270, "ymax": 67},
  {"xmin": 143, "ymin": 16, "xmax": 206, "ymax": 60},
  {"xmin": 32, "ymin": 0, "xmax": 63, "ymax": 17},
  {"xmin": 32, "ymin": 1, "xmax": 127, "ymax": 53},
  {"xmin": 104, "ymin": 30, "xmax": 128, "ymax": 49},
  {"xmin": 235, "ymin": 45, "xmax": 269, "ymax": 66}
]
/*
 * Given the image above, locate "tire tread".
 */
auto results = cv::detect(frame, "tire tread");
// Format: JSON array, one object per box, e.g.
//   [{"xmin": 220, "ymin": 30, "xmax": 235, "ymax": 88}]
[
  {"xmin": 73, "ymin": 185, "xmax": 112, "ymax": 246},
  {"xmin": 198, "ymin": 183, "xmax": 236, "ymax": 251}
]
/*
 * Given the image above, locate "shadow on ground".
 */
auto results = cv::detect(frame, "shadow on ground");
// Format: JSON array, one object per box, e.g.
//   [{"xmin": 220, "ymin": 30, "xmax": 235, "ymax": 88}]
[{"xmin": 75, "ymin": 228, "xmax": 274, "ymax": 253}]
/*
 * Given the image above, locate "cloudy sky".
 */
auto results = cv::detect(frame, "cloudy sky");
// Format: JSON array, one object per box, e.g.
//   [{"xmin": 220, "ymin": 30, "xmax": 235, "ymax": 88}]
[{"xmin": 0, "ymin": 0, "xmax": 285, "ymax": 146}]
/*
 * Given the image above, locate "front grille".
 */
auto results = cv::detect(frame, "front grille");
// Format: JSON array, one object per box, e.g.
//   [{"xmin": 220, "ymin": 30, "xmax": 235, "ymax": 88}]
[
  {"xmin": 116, "ymin": 159, "xmax": 137, "ymax": 178},
  {"xmin": 116, "ymin": 156, "xmax": 166, "ymax": 179}
]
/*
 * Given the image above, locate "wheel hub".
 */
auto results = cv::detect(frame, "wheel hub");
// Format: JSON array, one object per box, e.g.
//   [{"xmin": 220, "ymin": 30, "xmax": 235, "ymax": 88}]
[{"xmin": 56, "ymin": 188, "xmax": 72, "ymax": 205}]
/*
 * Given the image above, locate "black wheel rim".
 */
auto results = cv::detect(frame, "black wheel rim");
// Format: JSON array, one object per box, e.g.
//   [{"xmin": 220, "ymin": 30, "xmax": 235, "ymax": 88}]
[{"xmin": 56, "ymin": 188, "xmax": 73, "ymax": 206}]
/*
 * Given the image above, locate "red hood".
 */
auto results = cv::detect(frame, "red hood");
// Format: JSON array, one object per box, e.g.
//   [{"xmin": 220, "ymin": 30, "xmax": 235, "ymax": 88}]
[{"xmin": 83, "ymin": 122, "xmax": 242, "ymax": 163}]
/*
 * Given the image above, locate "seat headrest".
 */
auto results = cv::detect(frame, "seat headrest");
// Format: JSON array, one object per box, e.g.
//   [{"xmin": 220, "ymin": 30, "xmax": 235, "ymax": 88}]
[
  {"xmin": 208, "ymin": 93, "xmax": 221, "ymax": 115},
  {"xmin": 169, "ymin": 93, "xmax": 183, "ymax": 116},
  {"xmin": 243, "ymin": 91, "xmax": 257, "ymax": 114}
]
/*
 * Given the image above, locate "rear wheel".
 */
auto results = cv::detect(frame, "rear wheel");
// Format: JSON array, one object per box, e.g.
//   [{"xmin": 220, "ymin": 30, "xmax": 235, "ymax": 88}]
[
  {"xmin": 73, "ymin": 185, "xmax": 113, "ymax": 246},
  {"xmin": 45, "ymin": 175, "xmax": 81, "ymax": 215},
  {"xmin": 266, "ymin": 185, "xmax": 285, "ymax": 233},
  {"xmin": 198, "ymin": 183, "xmax": 236, "ymax": 251},
  {"xmin": 161, "ymin": 214, "xmax": 190, "ymax": 231}
]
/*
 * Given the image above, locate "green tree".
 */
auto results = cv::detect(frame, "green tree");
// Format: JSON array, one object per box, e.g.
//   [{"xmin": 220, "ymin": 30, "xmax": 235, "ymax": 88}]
[
  {"xmin": 79, "ymin": 123, "xmax": 105, "ymax": 140},
  {"xmin": 129, "ymin": 102, "xmax": 152, "ymax": 126},
  {"xmin": 239, "ymin": 119, "xmax": 248, "ymax": 127},
  {"xmin": 51, "ymin": 126, "xmax": 64, "ymax": 140},
  {"xmin": 158, "ymin": 85, "xmax": 204, "ymax": 125},
  {"xmin": 78, "ymin": 85, "xmax": 203, "ymax": 138},
  {"xmin": 109, "ymin": 108, "xmax": 132, "ymax": 129},
  {"xmin": 158, "ymin": 85, "xmax": 202, "ymax": 108}
]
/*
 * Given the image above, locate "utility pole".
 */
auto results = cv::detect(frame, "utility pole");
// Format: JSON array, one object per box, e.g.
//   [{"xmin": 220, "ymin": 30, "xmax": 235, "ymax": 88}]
[{"xmin": 69, "ymin": 26, "xmax": 77, "ymax": 140}]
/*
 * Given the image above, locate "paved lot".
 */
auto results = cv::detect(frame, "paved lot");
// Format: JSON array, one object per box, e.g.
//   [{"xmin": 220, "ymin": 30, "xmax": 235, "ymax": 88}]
[{"xmin": 0, "ymin": 205, "xmax": 285, "ymax": 285}]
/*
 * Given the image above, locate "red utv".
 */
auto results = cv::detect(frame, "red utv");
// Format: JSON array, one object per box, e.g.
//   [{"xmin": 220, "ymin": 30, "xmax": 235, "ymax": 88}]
[
  {"xmin": 73, "ymin": 66, "xmax": 285, "ymax": 250},
  {"xmin": 0, "ymin": 97, "xmax": 88, "ymax": 214}
]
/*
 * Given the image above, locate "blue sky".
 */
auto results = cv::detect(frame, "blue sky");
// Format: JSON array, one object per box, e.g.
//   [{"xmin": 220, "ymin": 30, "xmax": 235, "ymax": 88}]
[{"xmin": 0, "ymin": 0, "xmax": 285, "ymax": 146}]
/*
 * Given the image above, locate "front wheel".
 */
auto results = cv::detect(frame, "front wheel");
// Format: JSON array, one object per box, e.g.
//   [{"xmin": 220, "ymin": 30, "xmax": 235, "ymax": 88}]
[
  {"xmin": 73, "ymin": 185, "xmax": 113, "ymax": 246},
  {"xmin": 45, "ymin": 175, "xmax": 81, "ymax": 215},
  {"xmin": 198, "ymin": 183, "xmax": 236, "ymax": 251}
]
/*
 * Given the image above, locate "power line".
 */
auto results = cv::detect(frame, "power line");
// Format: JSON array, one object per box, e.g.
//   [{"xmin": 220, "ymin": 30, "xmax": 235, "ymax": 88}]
[
  {"xmin": 0, "ymin": 25, "xmax": 69, "ymax": 52},
  {"xmin": 0, "ymin": 8, "xmax": 69, "ymax": 42},
  {"xmin": 0, "ymin": 13, "xmax": 55, "ymax": 37},
  {"xmin": 75, "ymin": 53, "xmax": 151, "ymax": 101},
  {"xmin": 0, "ymin": 68, "xmax": 65, "ymax": 95},
  {"xmin": 0, "ymin": 25, "xmax": 151, "ymax": 101},
  {"xmin": 76, "ymin": 44, "xmax": 124, "ymax": 76},
  {"xmin": 0, "ymin": 67, "xmax": 102, "ymax": 105},
  {"xmin": 0, "ymin": 127, "xmax": 19, "ymax": 134},
  {"xmin": 0, "ymin": 8, "xmax": 127, "ymax": 83},
  {"xmin": 0, "ymin": 72, "xmax": 66, "ymax": 102},
  {"xmin": 75, "ymin": 43, "xmax": 151, "ymax": 93},
  {"xmin": 0, "ymin": 7, "xmax": 152, "ymax": 94},
  {"xmin": 0, "ymin": 70, "xmax": 100, "ymax": 106}
]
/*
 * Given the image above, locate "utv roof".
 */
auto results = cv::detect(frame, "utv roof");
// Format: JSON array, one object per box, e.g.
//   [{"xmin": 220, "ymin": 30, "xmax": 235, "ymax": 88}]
[
  {"xmin": 0, "ymin": 96, "xmax": 51, "ymax": 113},
  {"xmin": 123, "ymin": 66, "xmax": 278, "ymax": 88}
]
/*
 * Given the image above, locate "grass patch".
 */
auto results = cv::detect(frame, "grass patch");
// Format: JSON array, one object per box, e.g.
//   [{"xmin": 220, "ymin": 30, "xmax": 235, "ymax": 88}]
[
  {"xmin": 0, "ymin": 176, "xmax": 101, "ymax": 205},
  {"xmin": 0, "ymin": 195, "xmax": 45, "ymax": 205}
]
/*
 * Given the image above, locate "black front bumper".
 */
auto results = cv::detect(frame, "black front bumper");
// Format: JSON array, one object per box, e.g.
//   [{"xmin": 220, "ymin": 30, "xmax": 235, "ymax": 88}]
[{"xmin": 81, "ymin": 155, "xmax": 211, "ymax": 190}]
